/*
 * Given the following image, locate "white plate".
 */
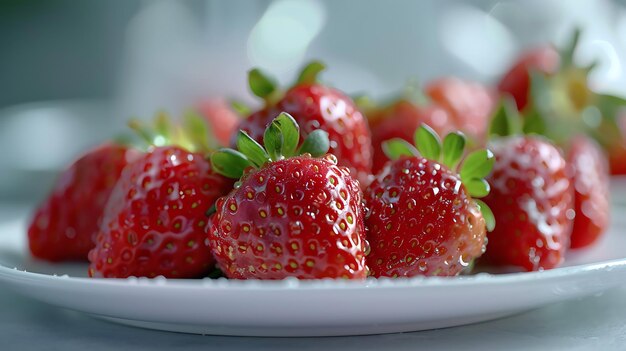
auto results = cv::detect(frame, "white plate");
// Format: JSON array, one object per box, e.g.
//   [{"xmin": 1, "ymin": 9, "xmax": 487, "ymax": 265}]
[{"xmin": 0, "ymin": 206, "xmax": 625, "ymax": 337}]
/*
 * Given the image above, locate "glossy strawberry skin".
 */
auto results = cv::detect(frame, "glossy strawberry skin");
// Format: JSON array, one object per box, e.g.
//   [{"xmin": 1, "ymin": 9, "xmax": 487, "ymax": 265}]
[
  {"xmin": 238, "ymin": 84, "xmax": 373, "ymax": 186},
  {"xmin": 497, "ymin": 46, "xmax": 560, "ymax": 111},
  {"xmin": 568, "ymin": 136, "xmax": 610, "ymax": 248},
  {"xmin": 370, "ymin": 101, "xmax": 451, "ymax": 173},
  {"xmin": 481, "ymin": 136, "xmax": 574, "ymax": 271},
  {"xmin": 88, "ymin": 146, "xmax": 233, "ymax": 278},
  {"xmin": 365, "ymin": 157, "xmax": 486, "ymax": 277},
  {"xmin": 426, "ymin": 77, "xmax": 496, "ymax": 141},
  {"xmin": 208, "ymin": 155, "xmax": 368, "ymax": 280},
  {"xmin": 28, "ymin": 143, "xmax": 138, "ymax": 262}
]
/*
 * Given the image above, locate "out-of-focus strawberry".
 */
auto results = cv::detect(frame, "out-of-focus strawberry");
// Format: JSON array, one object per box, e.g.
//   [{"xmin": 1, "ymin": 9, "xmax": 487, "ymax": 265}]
[
  {"xmin": 568, "ymin": 136, "xmax": 610, "ymax": 248},
  {"xmin": 28, "ymin": 143, "xmax": 139, "ymax": 262},
  {"xmin": 368, "ymin": 79, "xmax": 495, "ymax": 173},
  {"xmin": 426, "ymin": 77, "xmax": 497, "ymax": 141},
  {"xmin": 197, "ymin": 98, "xmax": 240, "ymax": 147}
]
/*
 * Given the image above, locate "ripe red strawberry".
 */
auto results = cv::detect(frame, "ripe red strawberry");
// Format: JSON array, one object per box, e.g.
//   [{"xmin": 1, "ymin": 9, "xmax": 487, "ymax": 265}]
[
  {"xmin": 237, "ymin": 61, "xmax": 373, "ymax": 186},
  {"xmin": 209, "ymin": 113, "xmax": 368, "ymax": 279},
  {"xmin": 88, "ymin": 116, "xmax": 233, "ymax": 278},
  {"xmin": 497, "ymin": 46, "xmax": 560, "ymax": 111},
  {"xmin": 568, "ymin": 136, "xmax": 610, "ymax": 248},
  {"xmin": 28, "ymin": 143, "xmax": 139, "ymax": 262},
  {"xmin": 365, "ymin": 125, "xmax": 495, "ymax": 277},
  {"xmin": 481, "ymin": 135, "xmax": 574, "ymax": 271}
]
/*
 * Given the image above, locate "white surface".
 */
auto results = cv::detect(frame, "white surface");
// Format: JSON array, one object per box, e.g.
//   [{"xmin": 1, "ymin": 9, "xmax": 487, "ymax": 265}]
[{"xmin": 1, "ymin": 204, "xmax": 625, "ymax": 337}]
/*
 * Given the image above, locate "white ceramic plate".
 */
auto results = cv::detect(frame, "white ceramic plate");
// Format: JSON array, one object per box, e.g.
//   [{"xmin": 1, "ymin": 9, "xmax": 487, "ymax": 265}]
[{"xmin": 0, "ymin": 206, "xmax": 625, "ymax": 337}]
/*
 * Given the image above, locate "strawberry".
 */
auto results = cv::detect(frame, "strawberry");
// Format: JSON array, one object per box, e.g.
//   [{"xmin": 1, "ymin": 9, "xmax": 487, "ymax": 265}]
[
  {"xmin": 88, "ymin": 115, "xmax": 233, "ymax": 278},
  {"xmin": 497, "ymin": 46, "xmax": 560, "ymax": 111},
  {"xmin": 568, "ymin": 136, "xmax": 610, "ymax": 249},
  {"xmin": 480, "ymin": 102, "xmax": 574, "ymax": 271},
  {"xmin": 236, "ymin": 61, "xmax": 373, "ymax": 186},
  {"xmin": 367, "ymin": 79, "xmax": 495, "ymax": 173},
  {"xmin": 365, "ymin": 125, "xmax": 495, "ymax": 277},
  {"xmin": 209, "ymin": 113, "xmax": 368, "ymax": 279},
  {"xmin": 425, "ymin": 77, "xmax": 496, "ymax": 141},
  {"xmin": 481, "ymin": 136, "xmax": 574, "ymax": 270},
  {"xmin": 197, "ymin": 98, "xmax": 240, "ymax": 147},
  {"xmin": 28, "ymin": 143, "xmax": 139, "ymax": 262}
]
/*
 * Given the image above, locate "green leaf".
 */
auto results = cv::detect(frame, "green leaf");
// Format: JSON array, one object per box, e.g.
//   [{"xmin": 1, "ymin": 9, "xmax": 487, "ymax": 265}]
[
  {"xmin": 403, "ymin": 77, "xmax": 429, "ymax": 106},
  {"xmin": 442, "ymin": 132, "xmax": 466, "ymax": 170},
  {"xmin": 299, "ymin": 129, "xmax": 330, "ymax": 157},
  {"xmin": 474, "ymin": 199, "xmax": 496, "ymax": 232},
  {"xmin": 206, "ymin": 267, "xmax": 224, "ymax": 279},
  {"xmin": 595, "ymin": 93, "xmax": 626, "ymax": 122},
  {"xmin": 382, "ymin": 138, "xmax": 419, "ymax": 160},
  {"xmin": 414, "ymin": 124, "xmax": 442, "ymax": 161},
  {"xmin": 128, "ymin": 119, "xmax": 159, "ymax": 146},
  {"xmin": 210, "ymin": 149, "xmax": 252, "ymax": 179},
  {"xmin": 272, "ymin": 112, "xmax": 300, "ymax": 157},
  {"xmin": 489, "ymin": 97, "xmax": 521, "ymax": 137},
  {"xmin": 263, "ymin": 121, "xmax": 282, "ymax": 161},
  {"xmin": 522, "ymin": 107, "xmax": 548, "ymax": 136},
  {"xmin": 465, "ymin": 178, "xmax": 490, "ymax": 198},
  {"xmin": 460, "ymin": 149, "xmax": 495, "ymax": 181},
  {"xmin": 205, "ymin": 204, "xmax": 217, "ymax": 217},
  {"xmin": 154, "ymin": 111, "xmax": 173, "ymax": 141},
  {"xmin": 525, "ymin": 71, "xmax": 551, "ymax": 135},
  {"xmin": 230, "ymin": 100, "xmax": 251, "ymax": 116},
  {"xmin": 297, "ymin": 61, "xmax": 326, "ymax": 85},
  {"xmin": 560, "ymin": 28, "xmax": 581, "ymax": 68},
  {"xmin": 236, "ymin": 131, "xmax": 270, "ymax": 167},
  {"xmin": 183, "ymin": 110, "xmax": 216, "ymax": 152},
  {"xmin": 248, "ymin": 68, "xmax": 277, "ymax": 99}
]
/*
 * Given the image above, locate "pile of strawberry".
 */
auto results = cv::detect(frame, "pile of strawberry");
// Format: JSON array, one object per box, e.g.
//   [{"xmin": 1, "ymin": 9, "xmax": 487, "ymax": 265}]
[{"xmin": 28, "ymin": 30, "xmax": 619, "ymax": 279}]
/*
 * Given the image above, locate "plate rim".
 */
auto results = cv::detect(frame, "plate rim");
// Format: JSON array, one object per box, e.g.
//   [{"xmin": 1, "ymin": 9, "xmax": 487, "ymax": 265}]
[{"xmin": 1, "ymin": 257, "xmax": 625, "ymax": 291}]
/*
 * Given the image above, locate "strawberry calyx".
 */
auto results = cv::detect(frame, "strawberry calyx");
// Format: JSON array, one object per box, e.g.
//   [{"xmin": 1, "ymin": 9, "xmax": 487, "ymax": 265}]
[
  {"xmin": 489, "ymin": 97, "xmax": 524, "ymax": 137},
  {"xmin": 248, "ymin": 61, "xmax": 326, "ymax": 106},
  {"xmin": 381, "ymin": 124, "xmax": 496, "ymax": 231},
  {"xmin": 525, "ymin": 28, "xmax": 625, "ymax": 147},
  {"xmin": 211, "ymin": 112, "xmax": 330, "ymax": 179},
  {"xmin": 127, "ymin": 110, "xmax": 218, "ymax": 154}
]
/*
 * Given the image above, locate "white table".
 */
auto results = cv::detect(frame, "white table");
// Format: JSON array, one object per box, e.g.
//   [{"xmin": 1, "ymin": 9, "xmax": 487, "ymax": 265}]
[{"xmin": 1, "ymin": 285, "xmax": 625, "ymax": 350}]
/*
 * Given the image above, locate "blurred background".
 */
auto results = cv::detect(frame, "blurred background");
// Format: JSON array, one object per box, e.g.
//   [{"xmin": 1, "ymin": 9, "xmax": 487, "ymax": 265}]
[{"xmin": 2, "ymin": 0, "xmax": 626, "ymax": 204}]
